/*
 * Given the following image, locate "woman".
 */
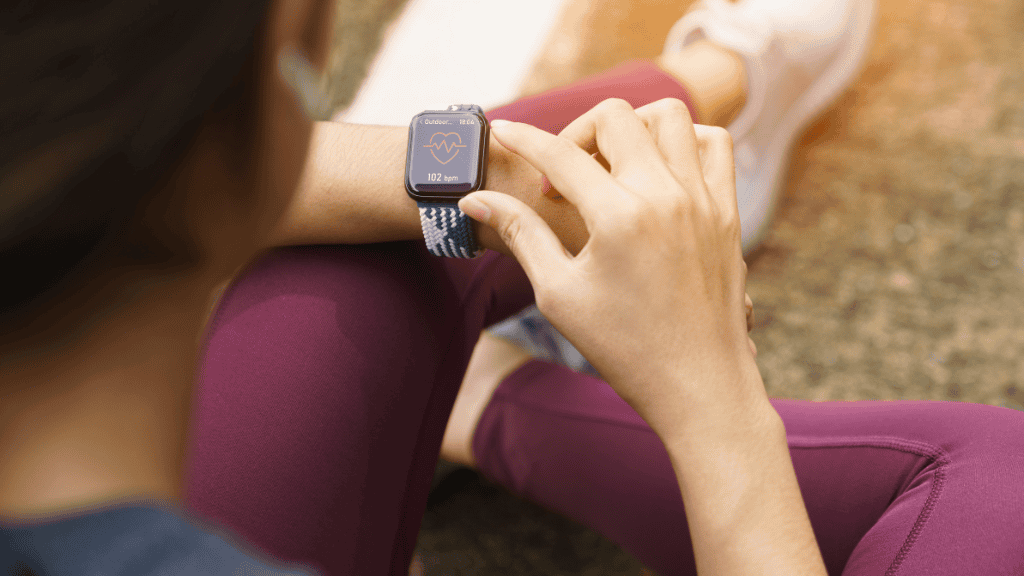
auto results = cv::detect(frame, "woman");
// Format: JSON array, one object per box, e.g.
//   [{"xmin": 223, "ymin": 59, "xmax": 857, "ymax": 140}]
[{"xmin": 3, "ymin": 1, "xmax": 1024, "ymax": 576}]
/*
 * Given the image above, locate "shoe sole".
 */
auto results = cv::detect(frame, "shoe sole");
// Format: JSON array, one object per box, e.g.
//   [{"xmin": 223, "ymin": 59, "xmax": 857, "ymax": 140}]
[{"xmin": 742, "ymin": 0, "xmax": 879, "ymax": 255}]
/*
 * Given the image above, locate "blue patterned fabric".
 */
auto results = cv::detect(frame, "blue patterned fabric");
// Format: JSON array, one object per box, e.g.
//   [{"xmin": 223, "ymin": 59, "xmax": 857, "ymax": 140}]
[
  {"xmin": 486, "ymin": 303, "xmax": 601, "ymax": 378},
  {"xmin": 416, "ymin": 203, "xmax": 485, "ymax": 259}
]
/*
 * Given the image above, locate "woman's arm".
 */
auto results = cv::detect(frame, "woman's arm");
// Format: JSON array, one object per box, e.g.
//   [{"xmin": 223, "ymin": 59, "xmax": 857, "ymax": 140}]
[
  {"xmin": 267, "ymin": 121, "xmax": 589, "ymax": 256},
  {"xmin": 457, "ymin": 103, "xmax": 827, "ymax": 575},
  {"xmin": 659, "ymin": 370, "xmax": 826, "ymax": 576}
]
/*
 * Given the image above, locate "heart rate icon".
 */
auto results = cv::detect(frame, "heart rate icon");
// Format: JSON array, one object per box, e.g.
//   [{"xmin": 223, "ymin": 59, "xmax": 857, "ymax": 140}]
[{"xmin": 424, "ymin": 132, "xmax": 467, "ymax": 165}]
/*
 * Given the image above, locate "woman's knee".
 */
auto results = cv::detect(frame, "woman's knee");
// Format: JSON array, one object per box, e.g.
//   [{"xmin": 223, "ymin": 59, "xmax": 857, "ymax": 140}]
[{"xmin": 937, "ymin": 401, "xmax": 1024, "ymax": 460}]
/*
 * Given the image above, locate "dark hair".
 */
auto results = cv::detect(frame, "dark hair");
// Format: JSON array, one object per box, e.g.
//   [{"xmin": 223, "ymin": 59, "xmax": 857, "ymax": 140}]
[{"xmin": 0, "ymin": 0, "xmax": 273, "ymax": 332}]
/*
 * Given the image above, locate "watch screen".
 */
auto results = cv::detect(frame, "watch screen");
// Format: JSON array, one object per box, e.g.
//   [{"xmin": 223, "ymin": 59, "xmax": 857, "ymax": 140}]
[{"xmin": 407, "ymin": 112, "xmax": 484, "ymax": 196}]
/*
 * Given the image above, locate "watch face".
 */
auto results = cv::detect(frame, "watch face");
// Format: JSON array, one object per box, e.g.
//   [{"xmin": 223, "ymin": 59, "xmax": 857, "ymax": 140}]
[{"xmin": 407, "ymin": 112, "xmax": 485, "ymax": 198}]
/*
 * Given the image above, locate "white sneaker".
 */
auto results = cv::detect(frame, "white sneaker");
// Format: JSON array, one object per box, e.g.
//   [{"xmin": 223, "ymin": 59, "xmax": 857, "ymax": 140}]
[
  {"xmin": 663, "ymin": 0, "xmax": 878, "ymax": 255},
  {"xmin": 486, "ymin": 0, "xmax": 877, "ymax": 373}
]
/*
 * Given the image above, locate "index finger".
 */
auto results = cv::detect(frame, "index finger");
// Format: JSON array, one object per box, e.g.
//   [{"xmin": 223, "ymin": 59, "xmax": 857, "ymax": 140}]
[
  {"xmin": 692, "ymin": 124, "xmax": 739, "ymax": 221},
  {"xmin": 488, "ymin": 119, "xmax": 629, "ymax": 232},
  {"xmin": 542, "ymin": 151, "xmax": 609, "ymax": 200},
  {"xmin": 555, "ymin": 98, "xmax": 670, "ymax": 184}
]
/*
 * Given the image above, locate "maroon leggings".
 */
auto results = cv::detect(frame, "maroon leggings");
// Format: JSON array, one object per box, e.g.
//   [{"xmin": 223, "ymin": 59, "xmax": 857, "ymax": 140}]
[{"xmin": 185, "ymin": 60, "xmax": 1024, "ymax": 576}]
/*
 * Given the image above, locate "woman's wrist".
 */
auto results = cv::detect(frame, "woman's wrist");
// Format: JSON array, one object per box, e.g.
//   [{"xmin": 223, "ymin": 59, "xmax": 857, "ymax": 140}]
[
  {"xmin": 267, "ymin": 120, "xmax": 589, "ymax": 256},
  {"xmin": 653, "ymin": 371, "xmax": 827, "ymax": 576},
  {"xmin": 660, "ymin": 387, "xmax": 783, "ymax": 467},
  {"xmin": 616, "ymin": 352, "xmax": 772, "ymax": 449}
]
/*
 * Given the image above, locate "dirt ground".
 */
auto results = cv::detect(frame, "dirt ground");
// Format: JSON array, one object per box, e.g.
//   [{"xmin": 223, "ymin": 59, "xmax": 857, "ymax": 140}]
[{"xmin": 330, "ymin": 0, "xmax": 1024, "ymax": 573}]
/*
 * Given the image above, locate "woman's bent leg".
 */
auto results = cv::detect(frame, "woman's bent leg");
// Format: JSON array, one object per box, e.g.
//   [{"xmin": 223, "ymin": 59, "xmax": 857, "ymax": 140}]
[
  {"xmin": 487, "ymin": 58, "xmax": 702, "ymax": 129},
  {"xmin": 183, "ymin": 57, "xmax": 701, "ymax": 576},
  {"xmin": 184, "ymin": 242, "xmax": 534, "ymax": 576},
  {"xmin": 472, "ymin": 56, "xmax": 1024, "ymax": 574},
  {"xmin": 473, "ymin": 359, "xmax": 1024, "ymax": 576}
]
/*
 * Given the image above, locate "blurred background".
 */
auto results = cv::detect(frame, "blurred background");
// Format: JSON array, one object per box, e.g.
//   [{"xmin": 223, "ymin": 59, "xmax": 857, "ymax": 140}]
[{"xmin": 327, "ymin": 0, "xmax": 1024, "ymax": 573}]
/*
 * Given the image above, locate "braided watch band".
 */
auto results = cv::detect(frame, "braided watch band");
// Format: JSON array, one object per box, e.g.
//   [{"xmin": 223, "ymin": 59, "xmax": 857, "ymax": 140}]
[{"xmin": 416, "ymin": 202, "xmax": 485, "ymax": 259}]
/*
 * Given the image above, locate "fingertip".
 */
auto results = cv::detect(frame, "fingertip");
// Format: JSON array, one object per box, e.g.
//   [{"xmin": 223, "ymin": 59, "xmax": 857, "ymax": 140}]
[
  {"xmin": 488, "ymin": 119, "xmax": 527, "ymax": 159},
  {"xmin": 459, "ymin": 194, "xmax": 491, "ymax": 223}
]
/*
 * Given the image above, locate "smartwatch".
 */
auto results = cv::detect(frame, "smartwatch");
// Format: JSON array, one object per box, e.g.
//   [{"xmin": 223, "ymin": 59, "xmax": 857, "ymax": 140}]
[{"xmin": 405, "ymin": 104, "xmax": 489, "ymax": 258}]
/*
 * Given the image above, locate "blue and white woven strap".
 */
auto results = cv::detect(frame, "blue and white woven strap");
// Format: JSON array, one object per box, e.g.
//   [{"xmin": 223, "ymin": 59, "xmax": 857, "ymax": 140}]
[{"xmin": 416, "ymin": 202, "xmax": 485, "ymax": 259}]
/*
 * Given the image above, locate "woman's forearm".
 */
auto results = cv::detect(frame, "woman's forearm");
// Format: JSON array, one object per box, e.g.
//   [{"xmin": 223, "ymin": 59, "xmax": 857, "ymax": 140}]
[
  {"xmin": 660, "ymin": 378, "xmax": 827, "ymax": 576},
  {"xmin": 266, "ymin": 122, "xmax": 419, "ymax": 248},
  {"xmin": 268, "ymin": 121, "xmax": 589, "ymax": 255}
]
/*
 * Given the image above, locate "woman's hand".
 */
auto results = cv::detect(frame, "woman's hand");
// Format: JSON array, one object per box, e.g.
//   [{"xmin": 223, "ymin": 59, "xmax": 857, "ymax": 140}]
[
  {"xmin": 462, "ymin": 99, "xmax": 827, "ymax": 576},
  {"xmin": 459, "ymin": 97, "xmax": 766, "ymax": 442}
]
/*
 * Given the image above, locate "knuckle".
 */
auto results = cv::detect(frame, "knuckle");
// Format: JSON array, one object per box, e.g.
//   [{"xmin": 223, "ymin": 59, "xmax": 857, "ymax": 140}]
[
  {"xmin": 496, "ymin": 212, "xmax": 526, "ymax": 251},
  {"xmin": 723, "ymin": 204, "xmax": 742, "ymax": 231},
  {"xmin": 619, "ymin": 194, "xmax": 650, "ymax": 224},
  {"xmin": 595, "ymin": 97, "xmax": 634, "ymax": 116},
  {"xmin": 666, "ymin": 205, "xmax": 694, "ymax": 235},
  {"xmin": 617, "ymin": 167, "xmax": 658, "ymax": 193},
  {"xmin": 650, "ymin": 97, "xmax": 692, "ymax": 120},
  {"xmin": 718, "ymin": 209, "xmax": 742, "ymax": 239},
  {"xmin": 664, "ymin": 189, "xmax": 694, "ymax": 221},
  {"xmin": 709, "ymin": 125, "xmax": 733, "ymax": 148},
  {"xmin": 621, "ymin": 196, "xmax": 667, "ymax": 237},
  {"xmin": 640, "ymin": 199, "xmax": 669, "ymax": 229}
]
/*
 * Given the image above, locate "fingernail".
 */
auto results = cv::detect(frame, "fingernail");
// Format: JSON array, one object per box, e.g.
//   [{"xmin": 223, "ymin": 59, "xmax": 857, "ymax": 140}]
[
  {"xmin": 459, "ymin": 196, "xmax": 490, "ymax": 222},
  {"xmin": 490, "ymin": 119, "xmax": 511, "ymax": 132}
]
